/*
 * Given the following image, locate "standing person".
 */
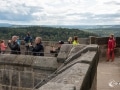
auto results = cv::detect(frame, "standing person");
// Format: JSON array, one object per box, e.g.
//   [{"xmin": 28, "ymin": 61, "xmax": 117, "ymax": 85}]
[
  {"xmin": 24, "ymin": 32, "xmax": 32, "ymax": 54},
  {"xmin": 107, "ymin": 34, "xmax": 116, "ymax": 62},
  {"xmin": 30, "ymin": 37, "xmax": 44, "ymax": 56},
  {"xmin": 0, "ymin": 40, "xmax": 7, "ymax": 54},
  {"xmin": 0, "ymin": 40, "xmax": 1, "ymax": 53},
  {"xmin": 17, "ymin": 36, "xmax": 21, "ymax": 46},
  {"xmin": 72, "ymin": 36, "xmax": 79, "ymax": 45},
  {"xmin": 68, "ymin": 37, "xmax": 72, "ymax": 44},
  {"xmin": 8, "ymin": 36, "xmax": 21, "ymax": 54}
]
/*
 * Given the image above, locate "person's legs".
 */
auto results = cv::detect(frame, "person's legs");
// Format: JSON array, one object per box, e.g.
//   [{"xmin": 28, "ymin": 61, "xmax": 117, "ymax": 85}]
[
  {"xmin": 111, "ymin": 50, "xmax": 115, "ymax": 62},
  {"xmin": 25, "ymin": 46, "xmax": 29, "ymax": 55},
  {"xmin": 107, "ymin": 49, "xmax": 110, "ymax": 61}
]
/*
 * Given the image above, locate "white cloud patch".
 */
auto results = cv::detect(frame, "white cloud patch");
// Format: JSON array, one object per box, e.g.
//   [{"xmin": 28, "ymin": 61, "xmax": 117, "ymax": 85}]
[{"xmin": 0, "ymin": 0, "xmax": 120, "ymax": 25}]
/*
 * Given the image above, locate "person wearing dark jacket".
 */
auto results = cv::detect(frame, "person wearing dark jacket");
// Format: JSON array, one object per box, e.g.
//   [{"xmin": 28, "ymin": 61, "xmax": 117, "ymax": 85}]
[
  {"xmin": 8, "ymin": 36, "xmax": 21, "ymax": 54},
  {"xmin": 30, "ymin": 37, "xmax": 44, "ymax": 56},
  {"xmin": 24, "ymin": 32, "xmax": 32, "ymax": 54}
]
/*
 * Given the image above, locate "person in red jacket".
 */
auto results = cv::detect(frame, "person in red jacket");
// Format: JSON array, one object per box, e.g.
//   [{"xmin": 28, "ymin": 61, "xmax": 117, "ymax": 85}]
[
  {"xmin": 107, "ymin": 34, "xmax": 116, "ymax": 62},
  {"xmin": 0, "ymin": 40, "xmax": 7, "ymax": 54}
]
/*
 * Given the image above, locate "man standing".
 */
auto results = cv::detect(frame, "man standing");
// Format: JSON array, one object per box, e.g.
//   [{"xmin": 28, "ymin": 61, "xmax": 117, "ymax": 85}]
[
  {"xmin": 24, "ymin": 32, "xmax": 32, "ymax": 54},
  {"xmin": 8, "ymin": 36, "xmax": 21, "ymax": 54}
]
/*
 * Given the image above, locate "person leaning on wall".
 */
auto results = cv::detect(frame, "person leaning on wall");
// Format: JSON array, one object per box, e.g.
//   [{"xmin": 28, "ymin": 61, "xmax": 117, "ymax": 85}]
[
  {"xmin": 8, "ymin": 35, "xmax": 21, "ymax": 54},
  {"xmin": 72, "ymin": 36, "xmax": 79, "ymax": 45},
  {"xmin": 68, "ymin": 37, "xmax": 73, "ymax": 44},
  {"xmin": 29, "ymin": 37, "xmax": 44, "ymax": 56},
  {"xmin": 0, "ymin": 40, "xmax": 7, "ymax": 54}
]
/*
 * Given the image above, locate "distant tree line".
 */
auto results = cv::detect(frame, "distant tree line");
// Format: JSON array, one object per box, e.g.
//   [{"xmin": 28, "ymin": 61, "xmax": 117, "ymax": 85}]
[{"xmin": 0, "ymin": 26, "xmax": 97, "ymax": 41}]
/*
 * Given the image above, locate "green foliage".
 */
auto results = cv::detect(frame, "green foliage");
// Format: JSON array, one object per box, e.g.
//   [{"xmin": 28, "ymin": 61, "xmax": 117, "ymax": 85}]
[{"xmin": 0, "ymin": 26, "xmax": 97, "ymax": 41}]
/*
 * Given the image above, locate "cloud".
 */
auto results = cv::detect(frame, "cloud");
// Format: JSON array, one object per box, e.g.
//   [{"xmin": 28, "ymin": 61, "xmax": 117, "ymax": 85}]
[
  {"xmin": 0, "ymin": 0, "xmax": 120, "ymax": 25},
  {"xmin": 104, "ymin": 1, "xmax": 120, "ymax": 5}
]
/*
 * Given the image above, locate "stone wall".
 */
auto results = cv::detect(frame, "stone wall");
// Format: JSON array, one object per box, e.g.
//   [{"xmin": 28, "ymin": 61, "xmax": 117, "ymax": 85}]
[
  {"xmin": 0, "ymin": 44, "xmax": 99, "ymax": 90},
  {"xmin": 0, "ymin": 55, "xmax": 59, "ymax": 90},
  {"xmin": 38, "ymin": 44, "xmax": 99, "ymax": 90}
]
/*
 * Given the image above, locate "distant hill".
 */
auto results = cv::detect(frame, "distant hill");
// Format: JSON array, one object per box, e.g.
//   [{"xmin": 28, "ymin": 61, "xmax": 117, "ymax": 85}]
[
  {"xmin": 45, "ymin": 25, "xmax": 120, "ymax": 29},
  {"xmin": 0, "ymin": 23, "xmax": 12, "ymax": 27},
  {"xmin": 0, "ymin": 26, "xmax": 97, "ymax": 41}
]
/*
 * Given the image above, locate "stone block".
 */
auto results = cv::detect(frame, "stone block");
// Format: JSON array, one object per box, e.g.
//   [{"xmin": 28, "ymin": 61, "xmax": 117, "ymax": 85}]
[
  {"xmin": 38, "ymin": 82, "xmax": 76, "ymax": 90},
  {"xmin": 57, "ymin": 51, "xmax": 97, "ymax": 74},
  {"xmin": 95, "ymin": 37, "xmax": 108, "ymax": 45},
  {"xmin": 20, "ymin": 72, "xmax": 34, "ymax": 88},
  {"xmin": 51, "ymin": 63, "xmax": 89, "ymax": 90},
  {"xmin": 0, "ymin": 54, "xmax": 16, "ymax": 65},
  {"xmin": 64, "ymin": 44, "xmax": 98, "ymax": 64},
  {"xmin": 11, "ymin": 70, "xmax": 19, "ymax": 87},
  {"xmin": 89, "ymin": 36, "xmax": 96, "ymax": 44},
  {"xmin": 67, "ymin": 45, "xmax": 86, "ymax": 57},
  {"xmin": 32, "ymin": 57, "xmax": 58, "ymax": 70},
  {"xmin": 57, "ymin": 44, "xmax": 73, "ymax": 63}
]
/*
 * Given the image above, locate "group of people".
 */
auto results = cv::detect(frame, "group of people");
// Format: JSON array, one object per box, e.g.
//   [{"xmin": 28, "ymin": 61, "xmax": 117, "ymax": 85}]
[
  {"xmin": 50, "ymin": 36, "xmax": 80, "ymax": 57},
  {"xmin": 0, "ymin": 32, "xmax": 44, "ymax": 56},
  {"xmin": 0, "ymin": 33, "xmax": 117, "ymax": 61},
  {"xmin": 24, "ymin": 32, "xmax": 44, "ymax": 56},
  {"xmin": 68, "ymin": 36, "xmax": 79, "ymax": 45}
]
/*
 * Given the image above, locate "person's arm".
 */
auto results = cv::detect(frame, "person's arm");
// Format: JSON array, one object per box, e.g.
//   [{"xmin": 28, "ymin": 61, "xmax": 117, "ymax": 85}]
[
  {"xmin": 32, "ymin": 45, "xmax": 42, "ymax": 52},
  {"xmin": 3, "ymin": 43, "xmax": 7, "ymax": 48}
]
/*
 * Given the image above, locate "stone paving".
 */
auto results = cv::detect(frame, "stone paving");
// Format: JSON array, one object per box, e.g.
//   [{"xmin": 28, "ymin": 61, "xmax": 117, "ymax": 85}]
[{"xmin": 97, "ymin": 57, "xmax": 120, "ymax": 90}]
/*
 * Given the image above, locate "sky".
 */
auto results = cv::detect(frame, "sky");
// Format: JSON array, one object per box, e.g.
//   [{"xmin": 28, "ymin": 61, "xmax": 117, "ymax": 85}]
[{"xmin": 0, "ymin": 0, "xmax": 120, "ymax": 25}]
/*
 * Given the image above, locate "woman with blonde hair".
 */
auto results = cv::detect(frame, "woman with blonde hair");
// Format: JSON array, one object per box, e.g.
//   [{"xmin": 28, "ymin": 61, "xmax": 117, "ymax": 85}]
[{"xmin": 68, "ymin": 37, "xmax": 72, "ymax": 44}]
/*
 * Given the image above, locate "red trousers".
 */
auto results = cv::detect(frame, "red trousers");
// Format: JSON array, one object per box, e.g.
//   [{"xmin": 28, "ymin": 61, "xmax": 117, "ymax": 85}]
[{"xmin": 107, "ymin": 48, "xmax": 114, "ymax": 61}]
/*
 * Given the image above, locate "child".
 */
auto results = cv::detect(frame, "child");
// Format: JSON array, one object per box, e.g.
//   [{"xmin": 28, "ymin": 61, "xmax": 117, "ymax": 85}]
[{"xmin": 0, "ymin": 40, "xmax": 7, "ymax": 54}]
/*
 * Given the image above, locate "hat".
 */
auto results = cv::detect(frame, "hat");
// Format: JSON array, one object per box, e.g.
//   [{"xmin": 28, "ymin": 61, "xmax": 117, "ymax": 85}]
[{"xmin": 58, "ymin": 41, "xmax": 64, "ymax": 44}]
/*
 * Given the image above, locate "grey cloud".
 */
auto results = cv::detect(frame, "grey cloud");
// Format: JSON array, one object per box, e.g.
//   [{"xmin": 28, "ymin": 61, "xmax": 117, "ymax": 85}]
[
  {"xmin": 104, "ymin": 1, "xmax": 120, "ymax": 5},
  {"xmin": 0, "ymin": 3, "xmax": 44, "ymax": 22},
  {"xmin": 66, "ymin": 12, "xmax": 120, "ymax": 24},
  {"xmin": 0, "ymin": 12, "xmax": 34, "ymax": 21},
  {"xmin": 93, "ymin": 13, "xmax": 120, "ymax": 19}
]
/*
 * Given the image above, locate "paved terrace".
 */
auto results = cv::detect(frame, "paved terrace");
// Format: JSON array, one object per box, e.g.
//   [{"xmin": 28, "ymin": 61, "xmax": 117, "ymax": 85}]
[
  {"xmin": 97, "ymin": 57, "xmax": 120, "ymax": 90},
  {"xmin": 91, "ymin": 36, "xmax": 120, "ymax": 90}
]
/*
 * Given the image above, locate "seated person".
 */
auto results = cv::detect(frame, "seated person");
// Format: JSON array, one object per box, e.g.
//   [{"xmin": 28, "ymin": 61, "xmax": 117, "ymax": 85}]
[
  {"xmin": 50, "ymin": 46, "xmax": 56, "ymax": 53},
  {"xmin": 8, "ymin": 36, "xmax": 21, "ymax": 54},
  {"xmin": 30, "ymin": 37, "xmax": 44, "ymax": 56},
  {"xmin": 50, "ymin": 41, "xmax": 64, "ymax": 57}
]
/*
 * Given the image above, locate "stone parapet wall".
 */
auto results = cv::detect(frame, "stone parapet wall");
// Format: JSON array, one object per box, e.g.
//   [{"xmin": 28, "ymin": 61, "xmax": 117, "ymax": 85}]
[
  {"xmin": 38, "ymin": 44, "xmax": 99, "ymax": 90},
  {"xmin": 0, "ymin": 54, "xmax": 58, "ymax": 90},
  {"xmin": 0, "ymin": 54, "xmax": 58, "ymax": 71},
  {"xmin": 0, "ymin": 44, "xmax": 99, "ymax": 90}
]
